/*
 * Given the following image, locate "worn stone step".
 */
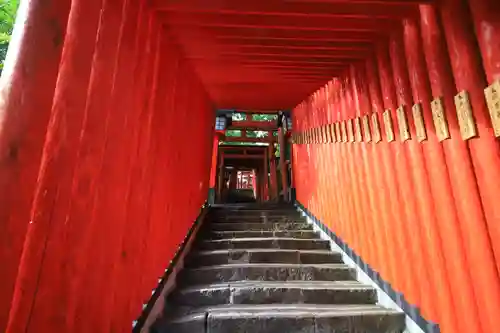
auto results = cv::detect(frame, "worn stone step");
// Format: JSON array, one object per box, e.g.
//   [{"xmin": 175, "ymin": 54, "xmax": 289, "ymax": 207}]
[
  {"xmin": 152, "ymin": 304, "xmax": 405, "ymax": 333},
  {"xmin": 208, "ymin": 230, "xmax": 319, "ymax": 240},
  {"xmin": 209, "ymin": 222, "xmax": 313, "ymax": 232},
  {"xmin": 178, "ymin": 263, "xmax": 356, "ymax": 285},
  {"xmin": 186, "ymin": 249, "xmax": 343, "ymax": 267},
  {"xmin": 169, "ymin": 281, "xmax": 377, "ymax": 307},
  {"xmin": 210, "ymin": 217, "xmax": 306, "ymax": 224},
  {"xmin": 198, "ymin": 237, "xmax": 331, "ymax": 251}
]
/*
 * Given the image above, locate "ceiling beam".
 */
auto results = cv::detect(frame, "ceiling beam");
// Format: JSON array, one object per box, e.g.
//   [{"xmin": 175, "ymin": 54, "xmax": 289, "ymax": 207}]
[
  {"xmin": 167, "ymin": 26, "xmax": 385, "ymax": 41},
  {"xmin": 152, "ymin": 0, "xmax": 419, "ymax": 19},
  {"xmin": 160, "ymin": 12, "xmax": 401, "ymax": 32}
]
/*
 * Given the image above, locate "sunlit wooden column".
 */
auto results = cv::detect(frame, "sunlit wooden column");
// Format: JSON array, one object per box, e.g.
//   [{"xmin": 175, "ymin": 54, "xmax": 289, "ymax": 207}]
[
  {"xmin": 0, "ymin": 1, "xmax": 71, "ymax": 330},
  {"xmin": 3, "ymin": 0, "xmax": 105, "ymax": 332}
]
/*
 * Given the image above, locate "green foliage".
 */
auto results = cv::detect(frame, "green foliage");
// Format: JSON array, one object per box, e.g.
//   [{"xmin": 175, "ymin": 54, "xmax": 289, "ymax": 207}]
[
  {"xmin": 252, "ymin": 114, "xmax": 277, "ymax": 121},
  {"xmin": 226, "ymin": 130, "xmax": 242, "ymax": 137},
  {"xmin": 0, "ymin": 0, "xmax": 20, "ymax": 70}
]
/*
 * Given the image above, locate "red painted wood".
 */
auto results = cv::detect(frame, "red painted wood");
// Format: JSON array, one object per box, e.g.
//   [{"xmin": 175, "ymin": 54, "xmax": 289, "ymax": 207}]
[
  {"xmin": 0, "ymin": 1, "xmax": 70, "ymax": 330},
  {"xmin": 4, "ymin": 0, "xmax": 102, "ymax": 331},
  {"xmin": 418, "ymin": 5, "xmax": 485, "ymax": 333},
  {"xmin": 468, "ymin": 0, "xmax": 500, "ymax": 82},
  {"xmin": 439, "ymin": 0, "xmax": 500, "ymax": 331},
  {"xmin": 209, "ymin": 135, "xmax": 220, "ymax": 188},
  {"xmin": 389, "ymin": 30, "xmax": 437, "ymax": 318},
  {"xmin": 402, "ymin": 16, "xmax": 460, "ymax": 333}
]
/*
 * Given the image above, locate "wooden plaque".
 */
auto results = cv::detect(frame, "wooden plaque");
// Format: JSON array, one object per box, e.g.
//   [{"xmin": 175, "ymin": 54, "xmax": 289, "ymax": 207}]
[
  {"xmin": 484, "ymin": 80, "xmax": 500, "ymax": 137},
  {"xmin": 341, "ymin": 121, "xmax": 347, "ymax": 142},
  {"xmin": 431, "ymin": 97, "xmax": 450, "ymax": 142},
  {"xmin": 347, "ymin": 119, "xmax": 354, "ymax": 142},
  {"xmin": 412, "ymin": 103, "xmax": 427, "ymax": 142},
  {"xmin": 363, "ymin": 115, "xmax": 372, "ymax": 142},
  {"xmin": 329, "ymin": 124, "xmax": 336, "ymax": 143},
  {"xmin": 454, "ymin": 90, "xmax": 477, "ymax": 140},
  {"xmin": 396, "ymin": 106, "xmax": 411, "ymax": 142},
  {"xmin": 371, "ymin": 113, "xmax": 381, "ymax": 143},
  {"xmin": 383, "ymin": 109, "xmax": 395, "ymax": 142},
  {"xmin": 354, "ymin": 117, "xmax": 362, "ymax": 142}
]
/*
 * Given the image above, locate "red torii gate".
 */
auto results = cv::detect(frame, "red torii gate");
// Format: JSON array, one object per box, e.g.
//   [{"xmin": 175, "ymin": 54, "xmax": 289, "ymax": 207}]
[{"xmin": 0, "ymin": 0, "xmax": 498, "ymax": 332}]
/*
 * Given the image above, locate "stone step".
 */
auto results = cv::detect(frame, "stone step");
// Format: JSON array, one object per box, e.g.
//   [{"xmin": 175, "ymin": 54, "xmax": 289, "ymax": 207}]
[
  {"xmin": 169, "ymin": 281, "xmax": 377, "ymax": 307},
  {"xmin": 186, "ymin": 249, "xmax": 343, "ymax": 267},
  {"xmin": 198, "ymin": 237, "xmax": 331, "ymax": 251},
  {"xmin": 208, "ymin": 230, "xmax": 319, "ymax": 240},
  {"xmin": 152, "ymin": 304, "xmax": 405, "ymax": 333},
  {"xmin": 178, "ymin": 263, "xmax": 356, "ymax": 285},
  {"xmin": 210, "ymin": 216, "xmax": 306, "ymax": 224},
  {"xmin": 209, "ymin": 222, "xmax": 313, "ymax": 232}
]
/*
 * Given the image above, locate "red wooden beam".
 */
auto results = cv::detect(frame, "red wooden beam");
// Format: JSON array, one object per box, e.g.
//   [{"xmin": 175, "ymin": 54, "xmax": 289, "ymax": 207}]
[
  {"xmin": 224, "ymin": 154, "xmax": 265, "ymax": 159},
  {"xmin": 170, "ymin": 26, "xmax": 385, "ymax": 41},
  {"xmin": 160, "ymin": 12, "xmax": 401, "ymax": 32},
  {"xmin": 152, "ymin": 0, "xmax": 421, "ymax": 18},
  {"xmin": 222, "ymin": 137, "xmax": 275, "ymax": 143}
]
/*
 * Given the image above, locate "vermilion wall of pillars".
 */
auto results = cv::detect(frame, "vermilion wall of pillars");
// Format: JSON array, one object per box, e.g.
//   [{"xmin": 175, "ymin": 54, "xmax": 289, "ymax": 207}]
[
  {"xmin": 0, "ymin": 0, "xmax": 214, "ymax": 332},
  {"xmin": 292, "ymin": 3, "xmax": 500, "ymax": 333}
]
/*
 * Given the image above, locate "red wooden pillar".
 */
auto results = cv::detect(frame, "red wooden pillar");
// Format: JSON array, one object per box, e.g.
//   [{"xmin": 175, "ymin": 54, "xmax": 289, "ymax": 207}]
[
  {"xmin": 109, "ymin": 2, "xmax": 158, "ymax": 330},
  {"xmin": 209, "ymin": 134, "xmax": 220, "ymax": 188},
  {"xmin": 440, "ymin": 0, "xmax": 500, "ymax": 273},
  {"xmin": 278, "ymin": 127, "xmax": 288, "ymax": 200},
  {"xmin": 389, "ymin": 30, "xmax": 438, "ymax": 318},
  {"xmin": 141, "ymin": 24, "xmax": 178, "ymax": 299},
  {"xmin": 268, "ymin": 143, "xmax": 278, "ymax": 200},
  {"xmin": 365, "ymin": 55, "xmax": 402, "ymax": 292},
  {"xmin": 68, "ymin": 1, "xmax": 130, "ymax": 332},
  {"xmin": 468, "ymin": 0, "xmax": 500, "ymax": 83},
  {"xmin": 135, "ymin": 23, "xmax": 165, "ymax": 310},
  {"xmin": 263, "ymin": 148, "xmax": 269, "ymax": 201},
  {"xmin": 402, "ymin": 17, "xmax": 461, "ymax": 333},
  {"xmin": 252, "ymin": 169, "xmax": 257, "ymax": 199},
  {"xmin": 418, "ymin": 6, "xmax": 485, "ymax": 333},
  {"xmin": 349, "ymin": 64, "xmax": 378, "ymax": 271},
  {"xmin": 4, "ymin": 0, "xmax": 104, "ymax": 331},
  {"xmin": 438, "ymin": 0, "xmax": 500, "ymax": 330},
  {"xmin": 0, "ymin": 1, "xmax": 71, "ymax": 330},
  {"xmin": 467, "ymin": 0, "xmax": 500, "ymax": 272}
]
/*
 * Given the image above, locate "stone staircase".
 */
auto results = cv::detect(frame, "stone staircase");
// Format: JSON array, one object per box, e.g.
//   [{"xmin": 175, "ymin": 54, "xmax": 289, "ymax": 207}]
[{"xmin": 152, "ymin": 204, "xmax": 405, "ymax": 333}]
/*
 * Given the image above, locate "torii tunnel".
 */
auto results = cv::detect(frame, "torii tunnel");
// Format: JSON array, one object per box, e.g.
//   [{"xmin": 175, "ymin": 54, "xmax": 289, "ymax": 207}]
[{"xmin": 0, "ymin": 0, "xmax": 499, "ymax": 332}]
